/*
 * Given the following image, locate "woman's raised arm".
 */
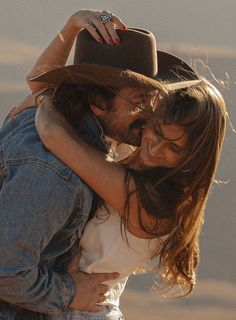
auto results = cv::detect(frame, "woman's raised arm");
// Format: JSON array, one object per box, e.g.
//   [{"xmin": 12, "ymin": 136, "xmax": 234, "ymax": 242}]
[
  {"xmin": 27, "ymin": 9, "xmax": 127, "ymax": 92},
  {"xmin": 35, "ymin": 96, "xmax": 153, "ymax": 238},
  {"xmin": 35, "ymin": 95, "xmax": 129, "ymax": 212}
]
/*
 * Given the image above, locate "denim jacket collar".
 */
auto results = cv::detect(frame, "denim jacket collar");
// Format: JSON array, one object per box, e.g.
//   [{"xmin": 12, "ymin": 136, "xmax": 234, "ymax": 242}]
[{"xmin": 77, "ymin": 112, "xmax": 111, "ymax": 154}]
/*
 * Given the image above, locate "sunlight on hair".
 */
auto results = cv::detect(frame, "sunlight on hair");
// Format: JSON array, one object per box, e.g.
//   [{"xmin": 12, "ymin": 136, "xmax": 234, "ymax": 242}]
[
  {"xmin": 192, "ymin": 58, "xmax": 236, "ymax": 134},
  {"xmin": 127, "ymin": 89, "xmax": 161, "ymax": 115},
  {"xmin": 129, "ymin": 106, "xmax": 145, "ymax": 116},
  {"xmin": 226, "ymin": 110, "xmax": 236, "ymax": 133},
  {"xmin": 151, "ymin": 278, "xmax": 192, "ymax": 299},
  {"xmin": 193, "ymin": 58, "xmax": 230, "ymax": 88},
  {"xmin": 213, "ymin": 178, "xmax": 230, "ymax": 186},
  {"xmin": 167, "ymin": 65, "xmax": 197, "ymax": 82}
]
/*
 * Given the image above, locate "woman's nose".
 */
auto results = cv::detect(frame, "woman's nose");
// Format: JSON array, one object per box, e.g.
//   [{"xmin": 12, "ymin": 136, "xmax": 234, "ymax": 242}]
[{"xmin": 148, "ymin": 136, "xmax": 164, "ymax": 156}]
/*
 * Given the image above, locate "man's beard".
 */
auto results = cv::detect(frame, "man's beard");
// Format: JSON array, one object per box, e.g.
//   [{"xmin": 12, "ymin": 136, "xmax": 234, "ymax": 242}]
[{"xmin": 97, "ymin": 115, "xmax": 145, "ymax": 146}]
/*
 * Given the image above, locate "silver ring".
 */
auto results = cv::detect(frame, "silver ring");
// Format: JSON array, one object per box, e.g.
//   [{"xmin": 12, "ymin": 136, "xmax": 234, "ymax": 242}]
[
  {"xmin": 97, "ymin": 294, "xmax": 105, "ymax": 304},
  {"xmin": 99, "ymin": 11, "xmax": 112, "ymax": 24}
]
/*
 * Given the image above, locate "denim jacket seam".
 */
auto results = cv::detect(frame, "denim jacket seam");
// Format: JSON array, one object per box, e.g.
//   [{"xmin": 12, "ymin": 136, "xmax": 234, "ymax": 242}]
[
  {"xmin": 0, "ymin": 116, "xmax": 18, "ymax": 139},
  {"xmin": 3, "ymin": 158, "xmax": 82, "ymax": 192},
  {"xmin": 0, "ymin": 145, "xmax": 3, "ymax": 165},
  {"xmin": 3, "ymin": 158, "xmax": 90, "ymax": 230}
]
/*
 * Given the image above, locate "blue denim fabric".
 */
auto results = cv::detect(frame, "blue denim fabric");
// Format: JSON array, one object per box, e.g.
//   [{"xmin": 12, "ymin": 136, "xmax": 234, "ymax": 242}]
[
  {"xmin": 44, "ymin": 306, "xmax": 124, "ymax": 320},
  {"xmin": 0, "ymin": 108, "xmax": 107, "ymax": 320}
]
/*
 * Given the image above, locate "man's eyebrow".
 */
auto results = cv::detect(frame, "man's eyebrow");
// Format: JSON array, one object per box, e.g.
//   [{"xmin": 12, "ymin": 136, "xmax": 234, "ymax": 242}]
[
  {"xmin": 127, "ymin": 88, "xmax": 138, "ymax": 95},
  {"xmin": 130, "ymin": 93, "xmax": 152, "ymax": 102},
  {"xmin": 128, "ymin": 91, "xmax": 143, "ymax": 99}
]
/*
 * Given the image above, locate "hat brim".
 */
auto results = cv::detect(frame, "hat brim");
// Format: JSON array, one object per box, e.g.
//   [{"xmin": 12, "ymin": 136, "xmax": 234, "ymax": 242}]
[
  {"xmin": 30, "ymin": 63, "xmax": 161, "ymax": 90},
  {"xmin": 30, "ymin": 51, "xmax": 200, "ymax": 91}
]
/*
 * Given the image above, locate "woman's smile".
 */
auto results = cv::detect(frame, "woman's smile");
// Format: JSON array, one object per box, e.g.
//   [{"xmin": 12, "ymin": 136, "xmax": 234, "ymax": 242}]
[{"xmin": 137, "ymin": 121, "xmax": 188, "ymax": 169}]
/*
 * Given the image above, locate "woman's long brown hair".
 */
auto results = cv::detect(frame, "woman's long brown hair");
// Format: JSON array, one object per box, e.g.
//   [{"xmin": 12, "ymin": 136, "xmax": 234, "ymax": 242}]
[
  {"xmin": 123, "ymin": 79, "xmax": 226, "ymax": 295},
  {"xmin": 51, "ymin": 80, "xmax": 226, "ymax": 296}
]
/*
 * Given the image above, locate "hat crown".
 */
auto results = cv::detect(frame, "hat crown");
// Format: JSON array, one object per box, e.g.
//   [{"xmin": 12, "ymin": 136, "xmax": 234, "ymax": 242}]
[
  {"xmin": 31, "ymin": 27, "xmax": 199, "ymax": 91},
  {"xmin": 74, "ymin": 28, "xmax": 158, "ymax": 78}
]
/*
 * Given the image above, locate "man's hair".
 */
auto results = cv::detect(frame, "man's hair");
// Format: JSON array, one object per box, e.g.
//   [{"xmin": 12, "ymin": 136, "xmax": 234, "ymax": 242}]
[{"xmin": 51, "ymin": 83, "xmax": 117, "ymax": 130}]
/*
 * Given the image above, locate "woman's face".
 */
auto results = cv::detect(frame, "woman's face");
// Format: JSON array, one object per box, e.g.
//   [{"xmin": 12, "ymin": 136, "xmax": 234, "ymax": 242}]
[{"xmin": 138, "ymin": 120, "xmax": 188, "ymax": 169}]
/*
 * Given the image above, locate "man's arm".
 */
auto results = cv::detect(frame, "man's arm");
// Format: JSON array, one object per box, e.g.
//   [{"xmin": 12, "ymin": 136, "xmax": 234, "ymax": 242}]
[{"xmin": 0, "ymin": 161, "xmax": 117, "ymax": 314}]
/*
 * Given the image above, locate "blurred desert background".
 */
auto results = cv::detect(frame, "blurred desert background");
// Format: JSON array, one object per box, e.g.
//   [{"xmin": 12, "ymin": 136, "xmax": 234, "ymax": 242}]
[{"xmin": 0, "ymin": 1, "xmax": 235, "ymax": 319}]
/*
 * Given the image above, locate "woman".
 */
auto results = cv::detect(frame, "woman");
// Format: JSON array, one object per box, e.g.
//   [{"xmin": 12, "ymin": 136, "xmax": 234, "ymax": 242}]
[
  {"xmin": 31, "ymin": 76, "xmax": 226, "ymax": 320},
  {"xmin": 12, "ymin": 9, "xmax": 226, "ymax": 320}
]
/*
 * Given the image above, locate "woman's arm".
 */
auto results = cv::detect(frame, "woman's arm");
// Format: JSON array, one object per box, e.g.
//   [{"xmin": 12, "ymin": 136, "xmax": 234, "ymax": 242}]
[
  {"xmin": 35, "ymin": 97, "xmax": 154, "ymax": 237},
  {"xmin": 27, "ymin": 9, "xmax": 127, "ymax": 92},
  {"xmin": 35, "ymin": 96, "xmax": 128, "ymax": 212}
]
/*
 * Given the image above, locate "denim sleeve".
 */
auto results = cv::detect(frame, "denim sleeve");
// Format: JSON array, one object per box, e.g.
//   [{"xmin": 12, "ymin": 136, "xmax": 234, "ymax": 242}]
[{"xmin": 0, "ymin": 161, "xmax": 91, "ymax": 315}]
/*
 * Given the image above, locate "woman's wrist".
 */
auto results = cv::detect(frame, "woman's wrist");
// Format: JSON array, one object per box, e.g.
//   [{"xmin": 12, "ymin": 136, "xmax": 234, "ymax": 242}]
[
  {"xmin": 35, "ymin": 99, "xmax": 75, "ymax": 147},
  {"xmin": 65, "ymin": 14, "xmax": 83, "ymax": 36},
  {"xmin": 36, "ymin": 118, "xmax": 66, "ymax": 149}
]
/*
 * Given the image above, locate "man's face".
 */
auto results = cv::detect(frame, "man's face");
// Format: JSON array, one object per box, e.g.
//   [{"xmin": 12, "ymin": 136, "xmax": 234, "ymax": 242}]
[{"xmin": 93, "ymin": 87, "xmax": 159, "ymax": 146}]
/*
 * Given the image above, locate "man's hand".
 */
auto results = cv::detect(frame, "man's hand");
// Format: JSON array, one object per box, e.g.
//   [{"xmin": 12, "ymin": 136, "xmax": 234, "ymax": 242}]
[{"xmin": 68, "ymin": 268, "xmax": 119, "ymax": 312}]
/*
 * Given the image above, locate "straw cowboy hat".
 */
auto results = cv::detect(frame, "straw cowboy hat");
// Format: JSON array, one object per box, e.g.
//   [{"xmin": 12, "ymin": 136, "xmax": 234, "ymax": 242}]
[{"xmin": 31, "ymin": 27, "xmax": 200, "ymax": 90}]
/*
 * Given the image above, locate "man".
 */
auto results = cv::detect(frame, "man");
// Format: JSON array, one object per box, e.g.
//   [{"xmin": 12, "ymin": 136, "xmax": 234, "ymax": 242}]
[{"xmin": 0, "ymin": 11, "xmax": 199, "ymax": 320}]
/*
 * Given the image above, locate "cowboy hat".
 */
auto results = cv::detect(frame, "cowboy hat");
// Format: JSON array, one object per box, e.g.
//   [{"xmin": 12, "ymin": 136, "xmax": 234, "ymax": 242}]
[{"xmin": 30, "ymin": 28, "xmax": 200, "ymax": 90}]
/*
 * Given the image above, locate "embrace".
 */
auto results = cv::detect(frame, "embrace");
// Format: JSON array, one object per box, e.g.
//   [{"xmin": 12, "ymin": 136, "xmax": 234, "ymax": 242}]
[{"xmin": 0, "ymin": 9, "xmax": 226, "ymax": 320}]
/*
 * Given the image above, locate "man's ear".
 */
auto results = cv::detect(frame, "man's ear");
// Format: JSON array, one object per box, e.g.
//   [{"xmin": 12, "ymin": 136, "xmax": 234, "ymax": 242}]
[
  {"xmin": 90, "ymin": 95, "xmax": 108, "ymax": 115},
  {"xmin": 90, "ymin": 104, "xmax": 106, "ymax": 116}
]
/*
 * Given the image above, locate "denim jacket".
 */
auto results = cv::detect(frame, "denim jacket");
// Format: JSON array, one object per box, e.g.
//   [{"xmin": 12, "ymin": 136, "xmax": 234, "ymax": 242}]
[{"xmin": 0, "ymin": 108, "xmax": 107, "ymax": 320}]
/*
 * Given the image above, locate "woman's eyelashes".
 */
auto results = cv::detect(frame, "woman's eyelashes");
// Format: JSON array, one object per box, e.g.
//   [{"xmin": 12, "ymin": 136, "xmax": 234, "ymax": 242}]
[{"xmin": 169, "ymin": 142, "xmax": 184, "ymax": 153}]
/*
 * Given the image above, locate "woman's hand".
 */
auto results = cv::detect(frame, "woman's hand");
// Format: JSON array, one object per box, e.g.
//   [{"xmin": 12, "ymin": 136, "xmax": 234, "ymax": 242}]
[
  {"xmin": 68, "ymin": 9, "xmax": 127, "ymax": 44},
  {"xmin": 27, "ymin": 9, "xmax": 127, "ymax": 93},
  {"xmin": 8, "ymin": 89, "xmax": 49, "ymax": 118}
]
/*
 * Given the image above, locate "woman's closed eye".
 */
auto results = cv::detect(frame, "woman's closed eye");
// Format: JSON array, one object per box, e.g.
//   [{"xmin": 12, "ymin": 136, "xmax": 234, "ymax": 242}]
[{"xmin": 169, "ymin": 142, "xmax": 185, "ymax": 153}]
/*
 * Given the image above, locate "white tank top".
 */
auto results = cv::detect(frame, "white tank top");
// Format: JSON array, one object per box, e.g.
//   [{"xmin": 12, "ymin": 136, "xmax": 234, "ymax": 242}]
[{"xmin": 78, "ymin": 204, "xmax": 162, "ymax": 307}]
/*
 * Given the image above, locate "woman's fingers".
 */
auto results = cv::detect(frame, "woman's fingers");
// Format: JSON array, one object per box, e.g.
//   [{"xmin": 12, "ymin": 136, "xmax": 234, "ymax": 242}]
[
  {"xmin": 35, "ymin": 92, "xmax": 52, "ymax": 106},
  {"xmin": 105, "ymin": 22, "xmax": 121, "ymax": 45},
  {"xmin": 8, "ymin": 89, "xmax": 49, "ymax": 117},
  {"xmin": 96, "ymin": 12, "xmax": 127, "ymax": 44},
  {"xmin": 71, "ymin": 9, "xmax": 127, "ymax": 44},
  {"xmin": 111, "ymin": 13, "xmax": 127, "ymax": 31},
  {"xmin": 84, "ymin": 21, "xmax": 104, "ymax": 44},
  {"xmin": 90, "ymin": 18, "xmax": 114, "ymax": 44}
]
